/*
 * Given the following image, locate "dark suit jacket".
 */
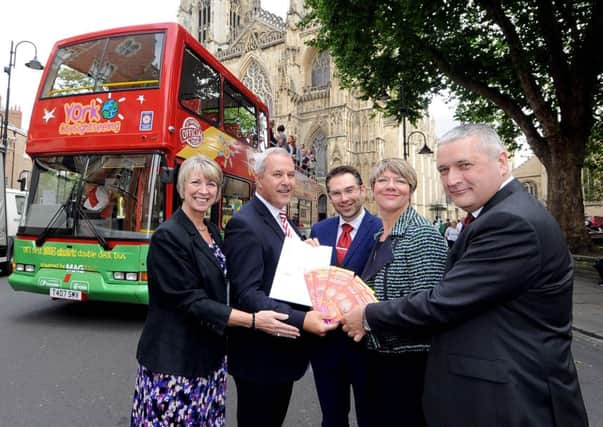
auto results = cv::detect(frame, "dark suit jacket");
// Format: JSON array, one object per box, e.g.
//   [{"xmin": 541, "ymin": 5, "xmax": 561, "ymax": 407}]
[
  {"xmin": 224, "ymin": 196, "xmax": 310, "ymax": 383},
  {"xmin": 136, "ymin": 208, "xmax": 231, "ymax": 378},
  {"xmin": 310, "ymin": 210, "xmax": 382, "ymax": 275},
  {"xmin": 365, "ymin": 179, "xmax": 588, "ymax": 427}
]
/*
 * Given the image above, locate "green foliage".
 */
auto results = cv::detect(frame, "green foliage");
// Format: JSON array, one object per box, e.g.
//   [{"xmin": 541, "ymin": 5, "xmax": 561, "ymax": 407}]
[
  {"xmin": 55, "ymin": 67, "xmax": 93, "ymax": 93},
  {"xmin": 224, "ymin": 106, "xmax": 257, "ymax": 137},
  {"xmin": 304, "ymin": 1, "xmax": 602, "ymax": 148}
]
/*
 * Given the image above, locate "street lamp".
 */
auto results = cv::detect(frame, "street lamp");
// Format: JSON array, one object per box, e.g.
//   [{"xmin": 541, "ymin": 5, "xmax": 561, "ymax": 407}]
[
  {"xmin": 2, "ymin": 40, "xmax": 44, "ymax": 159},
  {"xmin": 1, "ymin": 40, "xmax": 43, "ymax": 274},
  {"xmin": 407, "ymin": 130, "xmax": 434, "ymax": 156}
]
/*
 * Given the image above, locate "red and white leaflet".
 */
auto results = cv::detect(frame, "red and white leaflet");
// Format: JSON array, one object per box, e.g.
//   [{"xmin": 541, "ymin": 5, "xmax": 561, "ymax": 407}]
[{"xmin": 313, "ymin": 268, "xmax": 331, "ymax": 314}]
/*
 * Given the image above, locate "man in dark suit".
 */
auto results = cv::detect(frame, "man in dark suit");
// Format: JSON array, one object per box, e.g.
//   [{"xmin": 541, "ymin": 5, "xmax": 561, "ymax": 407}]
[
  {"xmin": 224, "ymin": 147, "xmax": 337, "ymax": 427},
  {"xmin": 342, "ymin": 124, "xmax": 588, "ymax": 427},
  {"xmin": 309, "ymin": 165, "xmax": 381, "ymax": 427}
]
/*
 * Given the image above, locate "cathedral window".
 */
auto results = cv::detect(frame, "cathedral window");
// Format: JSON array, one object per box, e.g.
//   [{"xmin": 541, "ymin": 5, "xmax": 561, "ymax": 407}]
[
  {"xmin": 522, "ymin": 181, "xmax": 538, "ymax": 198},
  {"xmin": 311, "ymin": 51, "xmax": 330, "ymax": 88},
  {"xmin": 242, "ymin": 60, "xmax": 274, "ymax": 115},
  {"xmin": 179, "ymin": 48, "xmax": 220, "ymax": 125},
  {"xmin": 199, "ymin": 0, "xmax": 211, "ymax": 44},
  {"xmin": 311, "ymin": 132, "xmax": 328, "ymax": 178},
  {"xmin": 230, "ymin": 0, "xmax": 241, "ymax": 41}
]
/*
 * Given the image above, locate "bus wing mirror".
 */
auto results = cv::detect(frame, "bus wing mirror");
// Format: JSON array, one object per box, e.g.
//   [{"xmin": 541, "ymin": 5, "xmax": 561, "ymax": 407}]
[
  {"xmin": 160, "ymin": 166, "xmax": 176, "ymax": 184},
  {"xmin": 18, "ymin": 177, "xmax": 27, "ymax": 192}
]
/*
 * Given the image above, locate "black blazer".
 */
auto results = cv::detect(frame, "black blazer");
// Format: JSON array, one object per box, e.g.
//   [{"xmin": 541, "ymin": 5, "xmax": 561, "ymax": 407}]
[
  {"xmin": 223, "ymin": 196, "xmax": 310, "ymax": 383},
  {"xmin": 136, "ymin": 208, "xmax": 231, "ymax": 378},
  {"xmin": 365, "ymin": 179, "xmax": 588, "ymax": 426}
]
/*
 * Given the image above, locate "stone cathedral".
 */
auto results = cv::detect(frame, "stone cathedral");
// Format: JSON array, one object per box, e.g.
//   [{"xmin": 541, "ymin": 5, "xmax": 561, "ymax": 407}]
[{"xmin": 176, "ymin": 0, "xmax": 449, "ymax": 219}]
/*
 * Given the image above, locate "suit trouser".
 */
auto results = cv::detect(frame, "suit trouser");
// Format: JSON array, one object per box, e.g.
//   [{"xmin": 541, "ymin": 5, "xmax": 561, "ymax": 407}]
[
  {"xmin": 366, "ymin": 349, "xmax": 428, "ymax": 427},
  {"xmin": 233, "ymin": 376, "xmax": 294, "ymax": 427},
  {"xmin": 311, "ymin": 330, "xmax": 370, "ymax": 427}
]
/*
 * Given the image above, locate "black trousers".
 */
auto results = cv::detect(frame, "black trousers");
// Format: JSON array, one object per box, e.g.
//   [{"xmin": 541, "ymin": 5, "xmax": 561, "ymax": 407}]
[
  {"xmin": 365, "ymin": 350, "xmax": 428, "ymax": 427},
  {"xmin": 233, "ymin": 377, "xmax": 294, "ymax": 427},
  {"xmin": 311, "ymin": 330, "xmax": 370, "ymax": 427}
]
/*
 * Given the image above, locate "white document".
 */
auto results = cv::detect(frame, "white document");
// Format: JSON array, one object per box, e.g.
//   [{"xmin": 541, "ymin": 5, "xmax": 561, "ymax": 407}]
[{"xmin": 269, "ymin": 237, "xmax": 332, "ymax": 306}]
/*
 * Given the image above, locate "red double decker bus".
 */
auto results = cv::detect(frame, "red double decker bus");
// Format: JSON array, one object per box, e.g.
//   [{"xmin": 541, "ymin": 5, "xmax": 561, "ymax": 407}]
[{"xmin": 9, "ymin": 23, "xmax": 323, "ymax": 304}]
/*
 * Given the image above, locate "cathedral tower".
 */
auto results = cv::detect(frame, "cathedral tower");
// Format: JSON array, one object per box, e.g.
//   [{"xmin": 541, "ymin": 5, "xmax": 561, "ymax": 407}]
[{"xmin": 178, "ymin": 0, "xmax": 263, "ymax": 52}]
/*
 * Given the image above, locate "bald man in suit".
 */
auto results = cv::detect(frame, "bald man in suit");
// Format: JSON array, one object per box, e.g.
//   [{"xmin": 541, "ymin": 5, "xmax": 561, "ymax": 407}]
[{"xmin": 342, "ymin": 124, "xmax": 588, "ymax": 427}]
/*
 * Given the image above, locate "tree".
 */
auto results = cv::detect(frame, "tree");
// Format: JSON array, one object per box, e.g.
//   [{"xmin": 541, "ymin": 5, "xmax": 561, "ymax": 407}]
[{"xmin": 304, "ymin": 0, "xmax": 603, "ymax": 252}]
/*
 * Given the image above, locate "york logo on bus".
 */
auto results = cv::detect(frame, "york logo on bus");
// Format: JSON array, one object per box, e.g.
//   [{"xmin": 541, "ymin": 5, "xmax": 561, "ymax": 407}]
[
  {"xmin": 180, "ymin": 117, "xmax": 203, "ymax": 147},
  {"xmin": 65, "ymin": 100, "xmax": 102, "ymax": 123},
  {"xmin": 59, "ymin": 98, "xmax": 122, "ymax": 135}
]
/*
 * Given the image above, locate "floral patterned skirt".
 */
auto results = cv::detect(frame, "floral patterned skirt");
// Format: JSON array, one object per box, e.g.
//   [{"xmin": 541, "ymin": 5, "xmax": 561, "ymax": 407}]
[{"xmin": 131, "ymin": 359, "xmax": 227, "ymax": 426}]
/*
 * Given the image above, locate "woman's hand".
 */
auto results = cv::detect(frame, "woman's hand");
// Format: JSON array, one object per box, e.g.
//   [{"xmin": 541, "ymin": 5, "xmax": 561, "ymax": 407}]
[{"xmin": 254, "ymin": 311, "xmax": 300, "ymax": 339}]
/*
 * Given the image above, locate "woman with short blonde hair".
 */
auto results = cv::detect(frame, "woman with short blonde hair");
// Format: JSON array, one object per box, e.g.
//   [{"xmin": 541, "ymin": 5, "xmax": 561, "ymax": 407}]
[
  {"xmin": 360, "ymin": 157, "xmax": 448, "ymax": 427},
  {"xmin": 131, "ymin": 154, "xmax": 299, "ymax": 426}
]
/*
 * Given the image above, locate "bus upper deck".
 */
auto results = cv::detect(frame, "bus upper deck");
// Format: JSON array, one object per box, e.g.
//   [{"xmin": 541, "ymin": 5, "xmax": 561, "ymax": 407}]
[{"xmin": 10, "ymin": 22, "xmax": 324, "ymax": 304}]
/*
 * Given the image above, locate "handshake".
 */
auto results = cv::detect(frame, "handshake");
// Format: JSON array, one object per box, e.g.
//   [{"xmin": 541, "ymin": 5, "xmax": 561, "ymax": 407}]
[{"xmin": 302, "ymin": 266, "xmax": 376, "ymax": 339}]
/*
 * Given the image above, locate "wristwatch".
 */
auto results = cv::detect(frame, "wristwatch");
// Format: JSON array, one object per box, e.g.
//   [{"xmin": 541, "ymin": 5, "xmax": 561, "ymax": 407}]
[{"xmin": 362, "ymin": 307, "xmax": 371, "ymax": 332}]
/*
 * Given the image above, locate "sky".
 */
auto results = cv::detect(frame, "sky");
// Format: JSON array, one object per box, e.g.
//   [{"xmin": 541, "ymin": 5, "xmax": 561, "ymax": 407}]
[{"xmin": 1, "ymin": 0, "xmax": 455, "ymax": 136}]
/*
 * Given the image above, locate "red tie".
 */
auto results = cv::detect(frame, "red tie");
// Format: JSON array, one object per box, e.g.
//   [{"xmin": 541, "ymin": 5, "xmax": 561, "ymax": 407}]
[
  {"xmin": 461, "ymin": 213, "xmax": 474, "ymax": 231},
  {"xmin": 279, "ymin": 209, "xmax": 293, "ymax": 238},
  {"xmin": 336, "ymin": 224, "xmax": 353, "ymax": 265}
]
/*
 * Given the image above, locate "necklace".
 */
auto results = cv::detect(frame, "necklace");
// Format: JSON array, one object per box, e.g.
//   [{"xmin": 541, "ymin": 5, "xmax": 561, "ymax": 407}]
[{"xmin": 197, "ymin": 225, "xmax": 207, "ymax": 232}]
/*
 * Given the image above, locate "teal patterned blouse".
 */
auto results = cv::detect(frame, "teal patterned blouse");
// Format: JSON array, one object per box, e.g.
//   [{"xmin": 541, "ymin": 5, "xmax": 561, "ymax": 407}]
[{"xmin": 364, "ymin": 206, "xmax": 448, "ymax": 353}]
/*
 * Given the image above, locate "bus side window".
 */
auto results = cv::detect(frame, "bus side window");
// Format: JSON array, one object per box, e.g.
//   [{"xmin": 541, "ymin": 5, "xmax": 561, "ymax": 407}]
[
  {"xmin": 180, "ymin": 47, "xmax": 220, "ymax": 126},
  {"xmin": 220, "ymin": 176, "xmax": 251, "ymax": 230},
  {"xmin": 223, "ymin": 80, "xmax": 256, "ymax": 146}
]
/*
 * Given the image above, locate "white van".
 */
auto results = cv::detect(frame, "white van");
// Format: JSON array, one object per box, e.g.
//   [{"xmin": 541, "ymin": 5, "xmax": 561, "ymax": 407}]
[{"xmin": 1, "ymin": 188, "xmax": 27, "ymax": 275}]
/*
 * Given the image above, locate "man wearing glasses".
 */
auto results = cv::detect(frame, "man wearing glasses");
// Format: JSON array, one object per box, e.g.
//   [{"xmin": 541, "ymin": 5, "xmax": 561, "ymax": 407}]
[{"xmin": 309, "ymin": 165, "xmax": 382, "ymax": 427}]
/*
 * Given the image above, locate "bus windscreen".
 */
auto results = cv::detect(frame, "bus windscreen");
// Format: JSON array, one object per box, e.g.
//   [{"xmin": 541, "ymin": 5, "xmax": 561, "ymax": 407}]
[
  {"xmin": 21, "ymin": 154, "xmax": 165, "ymax": 240},
  {"xmin": 41, "ymin": 32, "xmax": 165, "ymax": 97}
]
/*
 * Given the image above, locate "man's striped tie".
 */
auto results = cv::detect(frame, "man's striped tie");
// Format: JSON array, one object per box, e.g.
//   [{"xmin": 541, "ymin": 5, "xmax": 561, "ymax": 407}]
[{"xmin": 279, "ymin": 209, "xmax": 293, "ymax": 238}]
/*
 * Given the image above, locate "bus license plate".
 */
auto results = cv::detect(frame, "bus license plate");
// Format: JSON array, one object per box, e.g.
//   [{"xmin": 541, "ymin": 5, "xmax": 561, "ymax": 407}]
[{"xmin": 49, "ymin": 288, "xmax": 83, "ymax": 301}]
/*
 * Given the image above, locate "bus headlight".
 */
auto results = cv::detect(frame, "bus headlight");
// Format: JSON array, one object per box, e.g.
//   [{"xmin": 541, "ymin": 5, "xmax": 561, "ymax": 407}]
[
  {"xmin": 125, "ymin": 272, "xmax": 138, "ymax": 281},
  {"xmin": 112, "ymin": 271, "xmax": 146, "ymax": 281}
]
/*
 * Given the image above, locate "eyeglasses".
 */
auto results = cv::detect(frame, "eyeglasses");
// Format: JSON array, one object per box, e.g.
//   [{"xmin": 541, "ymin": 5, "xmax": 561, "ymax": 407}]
[{"xmin": 329, "ymin": 185, "xmax": 360, "ymax": 200}]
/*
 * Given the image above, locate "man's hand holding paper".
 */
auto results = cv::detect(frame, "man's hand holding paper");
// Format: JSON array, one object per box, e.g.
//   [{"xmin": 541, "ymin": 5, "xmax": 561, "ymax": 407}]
[{"xmin": 269, "ymin": 237, "xmax": 333, "ymax": 306}]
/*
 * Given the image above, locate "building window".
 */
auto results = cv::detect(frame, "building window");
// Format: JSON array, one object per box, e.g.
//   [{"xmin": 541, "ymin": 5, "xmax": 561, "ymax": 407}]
[
  {"xmin": 311, "ymin": 132, "xmax": 328, "ymax": 178},
  {"xmin": 199, "ymin": 0, "xmax": 211, "ymax": 44},
  {"xmin": 522, "ymin": 181, "xmax": 538, "ymax": 198},
  {"xmin": 311, "ymin": 51, "xmax": 330, "ymax": 88},
  {"xmin": 230, "ymin": 0, "xmax": 241, "ymax": 41},
  {"xmin": 242, "ymin": 60, "xmax": 274, "ymax": 114}
]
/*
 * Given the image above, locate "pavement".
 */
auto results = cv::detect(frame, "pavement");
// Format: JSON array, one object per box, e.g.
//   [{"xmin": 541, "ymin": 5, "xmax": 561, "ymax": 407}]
[{"xmin": 573, "ymin": 256, "xmax": 603, "ymax": 340}]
